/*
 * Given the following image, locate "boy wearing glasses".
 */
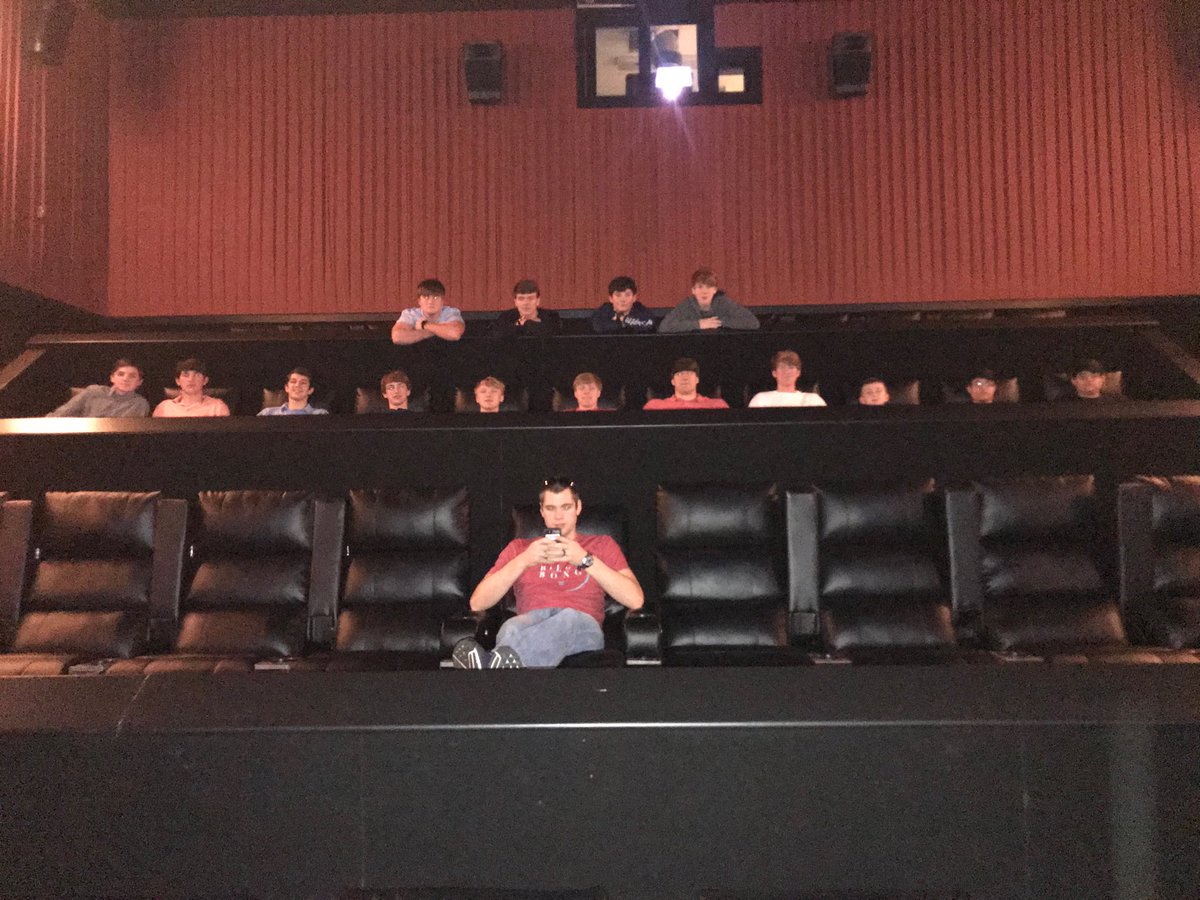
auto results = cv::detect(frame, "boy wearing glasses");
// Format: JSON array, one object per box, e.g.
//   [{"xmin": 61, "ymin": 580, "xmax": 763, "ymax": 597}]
[{"xmin": 455, "ymin": 477, "xmax": 644, "ymax": 668}]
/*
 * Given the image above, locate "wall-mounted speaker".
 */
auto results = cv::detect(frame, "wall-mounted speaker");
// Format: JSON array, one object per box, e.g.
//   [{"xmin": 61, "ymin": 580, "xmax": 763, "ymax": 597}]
[
  {"xmin": 463, "ymin": 42, "xmax": 505, "ymax": 105},
  {"xmin": 830, "ymin": 32, "xmax": 872, "ymax": 98},
  {"xmin": 26, "ymin": 0, "xmax": 76, "ymax": 67}
]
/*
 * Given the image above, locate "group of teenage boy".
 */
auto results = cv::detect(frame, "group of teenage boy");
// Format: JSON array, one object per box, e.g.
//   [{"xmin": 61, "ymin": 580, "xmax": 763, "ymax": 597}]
[{"xmin": 45, "ymin": 268, "xmax": 1121, "ymax": 418}]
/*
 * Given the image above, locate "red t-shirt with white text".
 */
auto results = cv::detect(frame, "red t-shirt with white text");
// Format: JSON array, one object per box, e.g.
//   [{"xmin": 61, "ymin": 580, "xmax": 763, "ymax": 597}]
[{"xmin": 488, "ymin": 533, "xmax": 629, "ymax": 625}]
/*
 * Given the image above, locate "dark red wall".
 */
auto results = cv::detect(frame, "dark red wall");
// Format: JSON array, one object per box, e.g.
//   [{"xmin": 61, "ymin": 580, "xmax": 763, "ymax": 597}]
[
  {"xmin": 102, "ymin": 0, "xmax": 1200, "ymax": 315},
  {"xmin": 0, "ymin": 0, "xmax": 108, "ymax": 313}
]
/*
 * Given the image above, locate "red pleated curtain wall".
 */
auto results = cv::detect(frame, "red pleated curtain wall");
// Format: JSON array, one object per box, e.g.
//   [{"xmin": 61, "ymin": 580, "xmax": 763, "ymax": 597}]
[
  {"xmin": 97, "ymin": 0, "xmax": 1200, "ymax": 315},
  {"xmin": 0, "ymin": 0, "xmax": 108, "ymax": 313}
]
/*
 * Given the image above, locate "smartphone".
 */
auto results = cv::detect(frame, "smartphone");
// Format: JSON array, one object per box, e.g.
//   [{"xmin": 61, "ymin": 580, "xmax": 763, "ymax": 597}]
[{"xmin": 544, "ymin": 528, "xmax": 561, "ymax": 540}]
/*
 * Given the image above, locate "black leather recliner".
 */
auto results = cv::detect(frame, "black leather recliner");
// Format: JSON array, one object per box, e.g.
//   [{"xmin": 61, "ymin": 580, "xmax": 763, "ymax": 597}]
[
  {"xmin": 655, "ymin": 483, "xmax": 803, "ymax": 666},
  {"xmin": 1119, "ymin": 476, "xmax": 1200, "ymax": 650},
  {"xmin": 106, "ymin": 490, "xmax": 343, "ymax": 674},
  {"xmin": 504, "ymin": 504, "xmax": 659, "ymax": 666},
  {"xmin": 945, "ymin": 476, "xmax": 1178, "ymax": 662},
  {"xmin": 310, "ymin": 487, "xmax": 473, "ymax": 670},
  {"xmin": 0, "ymin": 492, "xmax": 186, "ymax": 675},
  {"xmin": 788, "ymin": 482, "xmax": 971, "ymax": 662}
]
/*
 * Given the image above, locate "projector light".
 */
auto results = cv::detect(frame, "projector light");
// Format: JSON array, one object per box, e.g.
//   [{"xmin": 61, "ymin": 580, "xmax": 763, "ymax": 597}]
[{"xmin": 654, "ymin": 65, "xmax": 693, "ymax": 101}]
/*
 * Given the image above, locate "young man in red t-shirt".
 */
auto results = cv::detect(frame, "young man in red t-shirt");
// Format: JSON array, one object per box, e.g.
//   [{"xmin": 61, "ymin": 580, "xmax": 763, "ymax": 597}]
[
  {"xmin": 643, "ymin": 357, "xmax": 729, "ymax": 410},
  {"xmin": 454, "ymin": 477, "xmax": 644, "ymax": 668}
]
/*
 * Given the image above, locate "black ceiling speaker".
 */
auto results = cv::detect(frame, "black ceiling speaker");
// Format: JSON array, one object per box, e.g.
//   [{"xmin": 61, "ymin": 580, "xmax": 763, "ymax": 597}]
[
  {"xmin": 27, "ymin": 0, "xmax": 76, "ymax": 66},
  {"xmin": 830, "ymin": 32, "xmax": 872, "ymax": 98},
  {"xmin": 463, "ymin": 42, "xmax": 505, "ymax": 105}
]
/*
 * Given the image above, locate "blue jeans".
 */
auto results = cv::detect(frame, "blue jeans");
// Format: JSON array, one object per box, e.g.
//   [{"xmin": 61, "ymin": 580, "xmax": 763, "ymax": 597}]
[{"xmin": 495, "ymin": 607, "xmax": 605, "ymax": 668}]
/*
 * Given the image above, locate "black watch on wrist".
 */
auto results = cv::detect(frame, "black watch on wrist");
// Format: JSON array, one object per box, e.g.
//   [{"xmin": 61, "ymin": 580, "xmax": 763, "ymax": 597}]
[{"xmin": 576, "ymin": 553, "xmax": 594, "ymax": 571}]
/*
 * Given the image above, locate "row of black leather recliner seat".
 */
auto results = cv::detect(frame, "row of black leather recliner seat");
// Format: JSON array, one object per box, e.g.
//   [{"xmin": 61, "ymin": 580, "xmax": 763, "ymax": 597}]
[{"xmin": 0, "ymin": 475, "xmax": 1197, "ymax": 675}]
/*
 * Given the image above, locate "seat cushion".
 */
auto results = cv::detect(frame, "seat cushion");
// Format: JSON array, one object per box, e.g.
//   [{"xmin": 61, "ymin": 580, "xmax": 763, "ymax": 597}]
[
  {"xmin": 343, "ymin": 554, "xmax": 467, "ymax": 606},
  {"xmin": 106, "ymin": 655, "xmax": 255, "ymax": 675},
  {"xmin": 0, "ymin": 654, "xmax": 76, "ymax": 676},
  {"xmin": 821, "ymin": 599, "xmax": 955, "ymax": 651},
  {"xmin": 661, "ymin": 603, "xmax": 787, "ymax": 649},
  {"xmin": 174, "ymin": 608, "xmax": 307, "ymax": 656},
  {"xmin": 187, "ymin": 558, "xmax": 309, "ymax": 607},
  {"xmin": 663, "ymin": 646, "xmax": 808, "ymax": 667},
  {"xmin": 658, "ymin": 549, "xmax": 784, "ymax": 605},
  {"xmin": 28, "ymin": 559, "xmax": 152, "ymax": 610},
  {"xmin": 981, "ymin": 548, "xmax": 1104, "ymax": 597},
  {"xmin": 10, "ymin": 610, "xmax": 146, "ymax": 657},
  {"xmin": 821, "ymin": 551, "xmax": 943, "ymax": 599},
  {"xmin": 334, "ymin": 607, "xmax": 445, "ymax": 655},
  {"xmin": 982, "ymin": 598, "xmax": 1127, "ymax": 651},
  {"xmin": 298, "ymin": 651, "xmax": 440, "ymax": 672}
]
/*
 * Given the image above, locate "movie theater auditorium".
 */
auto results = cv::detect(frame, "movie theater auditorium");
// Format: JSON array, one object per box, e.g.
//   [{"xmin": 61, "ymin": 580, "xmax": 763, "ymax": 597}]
[{"xmin": 0, "ymin": 0, "xmax": 1199, "ymax": 897}]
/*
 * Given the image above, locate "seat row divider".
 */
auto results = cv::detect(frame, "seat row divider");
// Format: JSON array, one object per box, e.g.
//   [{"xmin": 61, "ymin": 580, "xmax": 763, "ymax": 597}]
[
  {"xmin": 0, "ymin": 501, "xmax": 31, "ymax": 646},
  {"xmin": 148, "ymin": 499, "xmax": 188, "ymax": 650},
  {"xmin": 308, "ymin": 497, "xmax": 345, "ymax": 646}
]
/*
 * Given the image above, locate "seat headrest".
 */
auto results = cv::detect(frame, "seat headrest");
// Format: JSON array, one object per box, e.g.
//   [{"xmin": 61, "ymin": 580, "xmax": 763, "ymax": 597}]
[
  {"xmin": 656, "ymin": 484, "xmax": 778, "ymax": 546},
  {"xmin": 817, "ymin": 482, "xmax": 937, "ymax": 543},
  {"xmin": 39, "ymin": 491, "xmax": 159, "ymax": 556},
  {"xmin": 348, "ymin": 488, "xmax": 469, "ymax": 549},
  {"xmin": 196, "ymin": 490, "xmax": 315, "ymax": 554},
  {"xmin": 976, "ymin": 476, "xmax": 1095, "ymax": 540},
  {"xmin": 511, "ymin": 504, "xmax": 626, "ymax": 547}
]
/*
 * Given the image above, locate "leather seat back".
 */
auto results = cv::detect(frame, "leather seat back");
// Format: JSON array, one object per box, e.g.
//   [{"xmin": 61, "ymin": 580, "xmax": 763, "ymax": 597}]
[
  {"xmin": 12, "ymin": 492, "xmax": 159, "ymax": 657},
  {"xmin": 179, "ymin": 491, "xmax": 321, "ymax": 656},
  {"xmin": 656, "ymin": 484, "xmax": 786, "ymax": 650},
  {"xmin": 1120, "ymin": 476, "xmax": 1200, "ymax": 648},
  {"xmin": 813, "ymin": 482, "xmax": 954, "ymax": 651},
  {"xmin": 951, "ymin": 476, "xmax": 1125, "ymax": 652},
  {"xmin": 337, "ymin": 488, "xmax": 469, "ymax": 655}
]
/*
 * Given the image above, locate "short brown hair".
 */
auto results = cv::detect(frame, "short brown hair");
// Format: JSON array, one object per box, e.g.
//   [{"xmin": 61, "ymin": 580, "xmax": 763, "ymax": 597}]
[
  {"xmin": 476, "ymin": 376, "xmax": 505, "ymax": 391},
  {"xmin": 771, "ymin": 350, "xmax": 801, "ymax": 370},
  {"xmin": 513, "ymin": 279, "xmax": 539, "ymax": 296},
  {"xmin": 380, "ymin": 369, "xmax": 411, "ymax": 393},
  {"xmin": 174, "ymin": 357, "xmax": 207, "ymax": 377},
  {"xmin": 690, "ymin": 268, "xmax": 718, "ymax": 288},
  {"xmin": 416, "ymin": 278, "xmax": 445, "ymax": 297},
  {"xmin": 111, "ymin": 357, "xmax": 143, "ymax": 378},
  {"xmin": 573, "ymin": 372, "xmax": 602, "ymax": 390},
  {"xmin": 538, "ymin": 476, "xmax": 580, "ymax": 504}
]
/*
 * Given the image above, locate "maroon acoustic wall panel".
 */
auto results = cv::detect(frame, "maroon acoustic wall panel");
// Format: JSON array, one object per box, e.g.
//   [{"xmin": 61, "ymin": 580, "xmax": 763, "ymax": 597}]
[
  {"xmin": 106, "ymin": 0, "xmax": 1200, "ymax": 316},
  {"xmin": 0, "ymin": 0, "xmax": 108, "ymax": 313}
]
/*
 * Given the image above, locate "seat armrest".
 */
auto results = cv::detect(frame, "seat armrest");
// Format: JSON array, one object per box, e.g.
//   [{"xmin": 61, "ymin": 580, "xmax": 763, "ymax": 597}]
[
  {"xmin": 623, "ymin": 610, "xmax": 661, "ymax": 662},
  {"xmin": 0, "ymin": 500, "xmax": 32, "ymax": 647},
  {"xmin": 149, "ymin": 499, "xmax": 188, "ymax": 650}
]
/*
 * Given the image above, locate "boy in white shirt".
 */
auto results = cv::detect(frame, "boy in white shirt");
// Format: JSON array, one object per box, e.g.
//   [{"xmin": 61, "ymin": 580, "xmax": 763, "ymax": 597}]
[{"xmin": 747, "ymin": 350, "xmax": 826, "ymax": 408}]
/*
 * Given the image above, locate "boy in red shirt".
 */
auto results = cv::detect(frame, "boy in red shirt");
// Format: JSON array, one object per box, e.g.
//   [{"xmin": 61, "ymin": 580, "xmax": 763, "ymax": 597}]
[{"xmin": 455, "ymin": 477, "xmax": 644, "ymax": 668}]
